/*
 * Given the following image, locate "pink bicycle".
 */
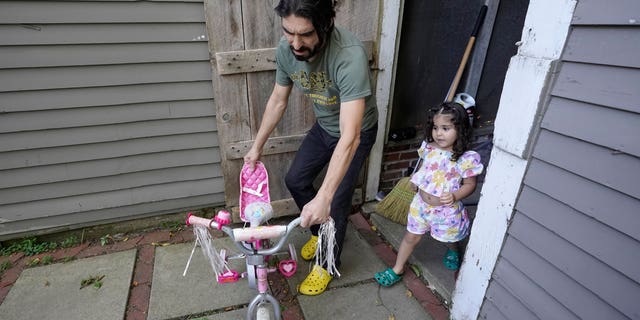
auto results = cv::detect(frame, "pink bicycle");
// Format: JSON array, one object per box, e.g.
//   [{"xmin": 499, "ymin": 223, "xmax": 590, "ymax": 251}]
[{"xmin": 186, "ymin": 209, "xmax": 300, "ymax": 320}]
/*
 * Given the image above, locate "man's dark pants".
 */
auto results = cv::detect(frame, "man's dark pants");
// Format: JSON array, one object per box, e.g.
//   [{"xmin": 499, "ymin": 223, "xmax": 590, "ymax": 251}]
[{"xmin": 285, "ymin": 122, "xmax": 378, "ymax": 267}]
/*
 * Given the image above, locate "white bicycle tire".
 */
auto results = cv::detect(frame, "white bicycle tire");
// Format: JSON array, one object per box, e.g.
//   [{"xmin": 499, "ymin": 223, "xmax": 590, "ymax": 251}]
[{"xmin": 255, "ymin": 304, "xmax": 271, "ymax": 320}]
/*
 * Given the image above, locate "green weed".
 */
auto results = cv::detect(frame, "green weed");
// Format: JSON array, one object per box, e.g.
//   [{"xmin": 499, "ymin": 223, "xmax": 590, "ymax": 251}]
[
  {"xmin": 161, "ymin": 220, "xmax": 185, "ymax": 232},
  {"xmin": 1, "ymin": 260, "xmax": 12, "ymax": 274},
  {"xmin": 1, "ymin": 235, "xmax": 81, "ymax": 257},
  {"xmin": 0, "ymin": 238, "xmax": 58, "ymax": 256},
  {"xmin": 41, "ymin": 255, "xmax": 54, "ymax": 265},
  {"xmin": 80, "ymin": 275, "xmax": 105, "ymax": 289},
  {"xmin": 60, "ymin": 236, "xmax": 79, "ymax": 248},
  {"xmin": 100, "ymin": 234, "xmax": 112, "ymax": 246}
]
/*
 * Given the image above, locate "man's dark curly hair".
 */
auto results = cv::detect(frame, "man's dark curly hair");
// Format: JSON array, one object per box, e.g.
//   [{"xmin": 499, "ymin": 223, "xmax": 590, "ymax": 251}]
[
  {"xmin": 424, "ymin": 102, "xmax": 473, "ymax": 162},
  {"xmin": 275, "ymin": 0, "xmax": 337, "ymax": 48}
]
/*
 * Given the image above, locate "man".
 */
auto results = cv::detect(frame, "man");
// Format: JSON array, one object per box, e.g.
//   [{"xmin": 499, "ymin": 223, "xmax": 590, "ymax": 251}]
[{"xmin": 244, "ymin": 0, "xmax": 378, "ymax": 296}]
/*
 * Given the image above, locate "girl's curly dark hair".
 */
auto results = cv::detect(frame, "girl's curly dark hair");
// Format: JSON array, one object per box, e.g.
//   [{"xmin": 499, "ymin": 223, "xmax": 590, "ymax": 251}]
[{"xmin": 424, "ymin": 102, "xmax": 472, "ymax": 162}]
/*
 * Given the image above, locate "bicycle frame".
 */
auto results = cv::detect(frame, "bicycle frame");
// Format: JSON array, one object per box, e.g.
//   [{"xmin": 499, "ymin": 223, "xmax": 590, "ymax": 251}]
[{"xmin": 186, "ymin": 213, "xmax": 301, "ymax": 320}]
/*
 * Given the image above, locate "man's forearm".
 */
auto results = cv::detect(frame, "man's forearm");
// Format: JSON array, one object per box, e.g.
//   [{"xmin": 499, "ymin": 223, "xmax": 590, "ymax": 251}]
[
  {"xmin": 253, "ymin": 105, "xmax": 286, "ymax": 150},
  {"xmin": 315, "ymin": 98, "xmax": 366, "ymax": 201},
  {"xmin": 251, "ymin": 84, "xmax": 291, "ymax": 151},
  {"xmin": 316, "ymin": 134, "xmax": 360, "ymax": 201}
]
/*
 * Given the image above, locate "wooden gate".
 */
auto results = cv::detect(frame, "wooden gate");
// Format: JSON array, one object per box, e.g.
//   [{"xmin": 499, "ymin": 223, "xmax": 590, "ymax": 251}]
[{"xmin": 204, "ymin": 0, "xmax": 381, "ymax": 219}]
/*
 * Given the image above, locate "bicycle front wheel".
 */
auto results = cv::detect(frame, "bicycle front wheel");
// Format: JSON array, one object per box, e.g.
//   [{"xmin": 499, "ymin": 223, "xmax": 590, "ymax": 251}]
[{"xmin": 255, "ymin": 304, "xmax": 272, "ymax": 320}]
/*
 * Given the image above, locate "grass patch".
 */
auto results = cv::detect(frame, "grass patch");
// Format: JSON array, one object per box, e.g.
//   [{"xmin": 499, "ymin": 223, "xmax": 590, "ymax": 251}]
[
  {"xmin": 1, "ymin": 238, "xmax": 57, "ymax": 256},
  {"xmin": 1, "ymin": 235, "xmax": 80, "ymax": 256},
  {"xmin": 41, "ymin": 255, "xmax": 54, "ymax": 265},
  {"xmin": 60, "ymin": 236, "xmax": 79, "ymax": 248},
  {"xmin": 161, "ymin": 220, "xmax": 185, "ymax": 232},
  {"xmin": 1, "ymin": 260, "xmax": 12, "ymax": 275}
]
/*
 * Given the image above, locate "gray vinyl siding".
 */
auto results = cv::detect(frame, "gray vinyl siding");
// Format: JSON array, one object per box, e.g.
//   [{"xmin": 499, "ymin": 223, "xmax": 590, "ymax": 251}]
[
  {"xmin": 0, "ymin": 0, "xmax": 223, "ymax": 239},
  {"xmin": 479, "ymin": 0, "xmax": 640, "ymax": 319}
]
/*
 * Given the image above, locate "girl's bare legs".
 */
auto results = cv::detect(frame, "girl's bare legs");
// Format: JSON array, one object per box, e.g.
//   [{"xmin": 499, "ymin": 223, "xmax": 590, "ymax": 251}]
[
  {"xmin": 392, "ymin": 232, "xmax": 423, "ymax": 275},
  {"xmin": 444, "ymin": 241, "xmax": 464, "ymax": 272},
  {"xmin": 446, "ymin": 242, "xmax": 460, "ymax": 253}
]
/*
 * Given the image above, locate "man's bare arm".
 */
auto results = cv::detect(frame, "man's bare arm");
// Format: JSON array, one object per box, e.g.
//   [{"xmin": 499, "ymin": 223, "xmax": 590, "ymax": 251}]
[
  {"xmin": 299, "ymin": 98, "xmax": 365, "ymax": 227},
  {"xmin": 244, "ymin": 83, "xmax": 293, "ymax": 168}
]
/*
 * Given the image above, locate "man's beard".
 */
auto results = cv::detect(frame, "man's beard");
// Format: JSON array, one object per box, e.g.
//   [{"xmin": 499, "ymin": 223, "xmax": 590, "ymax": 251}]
[{"xmin": 290, "ymin": 44, "xmax": 320, "ymax": 62}]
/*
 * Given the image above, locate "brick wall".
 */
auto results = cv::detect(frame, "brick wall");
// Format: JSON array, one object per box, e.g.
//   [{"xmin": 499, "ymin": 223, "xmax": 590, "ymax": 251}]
[{"xmin": 378, "ymin": 137, "xmax": 423, "ymax": 194}]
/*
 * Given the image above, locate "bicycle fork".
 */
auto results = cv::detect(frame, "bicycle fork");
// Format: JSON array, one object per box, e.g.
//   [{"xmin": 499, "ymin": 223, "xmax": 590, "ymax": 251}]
[{"xmin": 245, "ymin": 255, "xmax": 281, "ymax": 320}]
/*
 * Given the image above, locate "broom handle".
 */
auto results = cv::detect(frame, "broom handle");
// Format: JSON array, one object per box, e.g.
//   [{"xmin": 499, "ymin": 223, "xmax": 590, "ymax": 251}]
[
  {"xmin": 411, "ymin": 155, "xmax": 422, "ymax": 175},
  {"xmin": 445, "ymin": 5, "xmax": 488, "ymax": 102}
]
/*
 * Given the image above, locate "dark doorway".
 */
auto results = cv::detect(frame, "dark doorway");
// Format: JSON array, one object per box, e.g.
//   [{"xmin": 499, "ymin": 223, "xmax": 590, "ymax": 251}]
[
  {"xmin": 378, "ymin": 0, "xmax": 530, "ymax": 302},
  {"xmin": 390, "ymin": 0, "xmax": 529, "ymax": 136}
]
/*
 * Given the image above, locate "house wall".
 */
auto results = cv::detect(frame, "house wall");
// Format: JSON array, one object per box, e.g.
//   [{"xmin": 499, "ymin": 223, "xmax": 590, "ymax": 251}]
[
  {"xmin": 0, "ymin": 0, "xmax": 224, "ymax": 240},
  {"xmin": 451, "ymin": 0, "xmax": 640, "ymax": 319},
  {"xmin": 450, "ymin": 0, "xmax": 577, "ymax": 318},
  {"xmin": 479, "ymin": 0, "xmax": 640, "ymax": 318}
]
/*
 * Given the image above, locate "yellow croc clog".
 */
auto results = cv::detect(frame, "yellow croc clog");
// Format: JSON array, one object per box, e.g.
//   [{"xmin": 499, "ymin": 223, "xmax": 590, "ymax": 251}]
[
  {"xmin": 299, "ymin": 265, "xmax": 332, "ymax": 296},
  {"xmin": 300, "ymin": 235, "xmax": 318, "ymax": 261}
]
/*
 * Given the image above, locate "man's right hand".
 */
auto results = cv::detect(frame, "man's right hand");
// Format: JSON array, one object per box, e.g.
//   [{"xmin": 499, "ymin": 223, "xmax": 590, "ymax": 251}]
[{"xmin": 243, "ymin": 147, "xmax": 261, "ymax": 171}]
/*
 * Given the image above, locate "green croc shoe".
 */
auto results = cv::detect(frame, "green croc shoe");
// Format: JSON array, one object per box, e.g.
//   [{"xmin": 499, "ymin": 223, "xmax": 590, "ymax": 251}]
[
  {"xmin": 443, "ymin": 249, "xmax": 460, "ymax": 270},
  {"xmin": 374, "ymin": 267, "xmax": 402, "ymax": 287},
  {"xmin": 300, "ymin": 235, "xmax": 318, "ymax": 261}
]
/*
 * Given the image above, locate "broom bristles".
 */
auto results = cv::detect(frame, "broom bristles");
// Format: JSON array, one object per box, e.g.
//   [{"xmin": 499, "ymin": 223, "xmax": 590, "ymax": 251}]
[{"xmin": 376, "ymin": 177, "xmax": 415, "ymax": 225}]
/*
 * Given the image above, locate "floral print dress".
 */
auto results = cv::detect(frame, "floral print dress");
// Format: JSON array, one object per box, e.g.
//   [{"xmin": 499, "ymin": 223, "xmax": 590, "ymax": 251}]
[{"xmin": 407, "ymin": 141, "xmax": 484, "ymax": 242}]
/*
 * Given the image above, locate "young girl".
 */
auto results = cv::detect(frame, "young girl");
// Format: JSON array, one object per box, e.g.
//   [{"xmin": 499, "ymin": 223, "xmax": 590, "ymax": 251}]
[{"xmin": 374, "ymin": 102, "xmax": 484, "ymax": 287}]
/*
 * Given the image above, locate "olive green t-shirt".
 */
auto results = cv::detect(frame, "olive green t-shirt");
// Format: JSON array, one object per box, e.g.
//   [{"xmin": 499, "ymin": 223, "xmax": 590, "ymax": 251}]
[{"xmin": 275, "ymin": 26, "xmax": 378, "ymax": 137}]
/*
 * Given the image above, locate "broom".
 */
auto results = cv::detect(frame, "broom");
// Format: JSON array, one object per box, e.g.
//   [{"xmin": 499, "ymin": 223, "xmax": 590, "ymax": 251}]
[
  {"xmin": 375, "ymin": 175, "xmax": 416, "ymax": 225},
  {"xmin": 376, "ymin": 5, "xmax": 488, "ymax": 225}
]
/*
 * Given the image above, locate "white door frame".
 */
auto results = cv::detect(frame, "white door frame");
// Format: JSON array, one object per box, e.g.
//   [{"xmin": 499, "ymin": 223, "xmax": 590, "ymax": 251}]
[
  {"xmin": 365, "ymin": 0, "xmax": 405, "ymax": 201},
  {"xmin": 451, "ymin": 1, "xmax": 577, "ymax": 318}
]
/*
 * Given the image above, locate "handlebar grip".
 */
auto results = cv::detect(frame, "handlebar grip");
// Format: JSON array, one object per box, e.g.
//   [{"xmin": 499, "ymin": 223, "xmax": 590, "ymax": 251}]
[
  {"xmin": 232, "ymin": 225, "xmax": 287, "ymax": 242},
  {"xmin": 186, "ymin": 213, "xmax": 214, "ymax": 228}
]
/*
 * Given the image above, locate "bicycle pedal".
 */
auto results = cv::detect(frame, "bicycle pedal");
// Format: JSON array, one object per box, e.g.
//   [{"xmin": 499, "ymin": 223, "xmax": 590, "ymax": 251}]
[
  {"xmin": 278, "ymin": 260, "xmax": 297, "ymax": 278},
  {"xmin": 217, "ymin": 270, "xmax": 240, "ymax": 283},
  {"xmin": 227, "ymin": 253, "xmax": 246, "ymax": 260}
]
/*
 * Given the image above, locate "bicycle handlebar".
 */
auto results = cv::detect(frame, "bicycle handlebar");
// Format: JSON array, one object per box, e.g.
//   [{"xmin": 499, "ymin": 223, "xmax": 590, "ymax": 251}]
[{"xmin": 186, "ymin": 213, "xmax": 302, "ymax": 256}]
